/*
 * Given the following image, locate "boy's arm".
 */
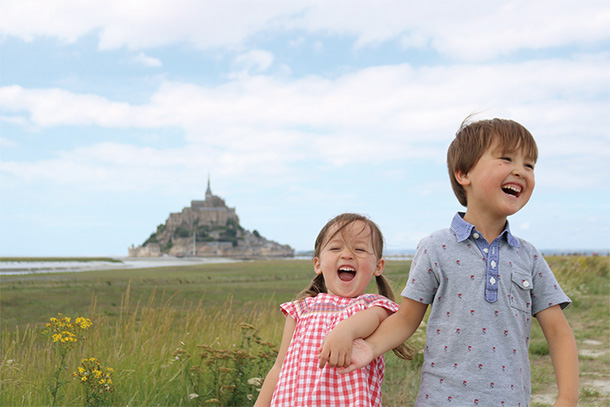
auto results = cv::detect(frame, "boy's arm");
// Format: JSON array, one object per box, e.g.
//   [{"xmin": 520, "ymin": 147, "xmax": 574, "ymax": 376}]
[
  {"xmin": 318, "ymin": 306, "xmax": 391, "ymax": 368},
  {"xmin": 254, "ymin": 315, "xmax": 296, "ymax": 407},
  {"xmin": 535, "ymin": 305, "xmax": 579, "ymax": 407},
  {"xmin": 322, "ymin": 297, "xmax": 428, "ymax": 372}
]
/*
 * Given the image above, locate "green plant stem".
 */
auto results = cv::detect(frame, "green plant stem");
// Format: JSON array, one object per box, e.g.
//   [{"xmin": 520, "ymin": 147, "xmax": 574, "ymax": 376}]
[{"xmin": 49, "ymin": 350, "xmax": 67, "ymax": 406}]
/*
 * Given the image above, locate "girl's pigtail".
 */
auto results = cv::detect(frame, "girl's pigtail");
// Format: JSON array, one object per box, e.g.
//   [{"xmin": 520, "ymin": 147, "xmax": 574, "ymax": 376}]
[
  {"xmin": 296, "ymin": 274, "xmax": 327, "ymax": 300},
  {"xmin": 375, "ymin": 275, "xmax": 396, "ymax": 302},
  {"xmin": 375, "ymin": 275, "xmax": 417, "ymax": 361}
]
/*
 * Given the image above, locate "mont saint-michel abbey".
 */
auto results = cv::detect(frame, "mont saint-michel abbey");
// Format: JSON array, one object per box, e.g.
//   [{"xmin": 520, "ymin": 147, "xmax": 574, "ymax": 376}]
[{"xmin": 128, "ymin": 180, "xmax": 294, "ymax": 258}]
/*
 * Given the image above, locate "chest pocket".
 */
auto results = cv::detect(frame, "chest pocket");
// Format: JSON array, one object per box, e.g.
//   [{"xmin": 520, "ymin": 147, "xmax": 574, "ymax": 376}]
[{"xmin": 509, "ymin": 271, "xmax": 533, "ymax": 313}]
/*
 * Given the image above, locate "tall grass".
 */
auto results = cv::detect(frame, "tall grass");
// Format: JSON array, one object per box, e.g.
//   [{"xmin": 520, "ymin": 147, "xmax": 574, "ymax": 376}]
[
  {"xmin": 0, "ymin": 284, "xmax": 284, "ymax": 406},
  {"xmin": 1, "ymin": 256, "xmax": 608, "ymax": 406}
]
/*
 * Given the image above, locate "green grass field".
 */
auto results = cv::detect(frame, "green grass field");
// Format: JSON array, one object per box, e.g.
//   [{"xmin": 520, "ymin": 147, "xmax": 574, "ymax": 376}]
[{"xmin": 1, "ymin": 256, "xmax": 608, "ymax": 406}]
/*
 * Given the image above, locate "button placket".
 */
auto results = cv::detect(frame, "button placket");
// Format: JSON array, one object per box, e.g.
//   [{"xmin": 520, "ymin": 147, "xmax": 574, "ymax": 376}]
[
  {"xmin": 472, "ymin": 230, "xmax": 500, "ymax": 303},
  {"xmin": 486, "ymin": 241, "xmax": 501, "ymax": 303}
]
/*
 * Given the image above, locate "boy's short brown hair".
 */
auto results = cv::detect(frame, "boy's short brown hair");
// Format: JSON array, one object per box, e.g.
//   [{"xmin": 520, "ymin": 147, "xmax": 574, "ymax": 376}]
[{"xmin": 447, "ymin": 117, "xmax": 538, "ymax": 207}]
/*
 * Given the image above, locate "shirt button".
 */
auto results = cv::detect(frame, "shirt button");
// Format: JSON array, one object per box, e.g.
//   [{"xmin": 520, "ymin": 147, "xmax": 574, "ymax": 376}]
[
  {"xmin": 490, "ymin": 277, "xmax": 496, "ymax": 285},
  {"xmin": 483, "ymin": 248, "xmax": 489, "ymax": 254},
  {"xmin": 491, "ymin": 260, "xmax": 497, "ymax": 268},
  {"xmin": 523, "ymin": 281, "xmax": 530, "ymax": 288},
  {"xmin": 473, "ymin": 233, "xmax": 480, "ymax": 239}
]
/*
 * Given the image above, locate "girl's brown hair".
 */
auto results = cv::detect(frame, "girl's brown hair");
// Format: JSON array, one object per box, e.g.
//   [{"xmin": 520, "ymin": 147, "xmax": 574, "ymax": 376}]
[
  {"xmin": 297, "ymin": 213, "xmax": 415, "ymax": 360},
  {"xmin": 447, "ymin": 116, "xmax": 538, "ymax": 207}
]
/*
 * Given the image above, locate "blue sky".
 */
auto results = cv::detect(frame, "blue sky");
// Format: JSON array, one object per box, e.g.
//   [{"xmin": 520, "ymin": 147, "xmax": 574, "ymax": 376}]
[{"xmin": 1, "ymin": 0, "xmax": 609, "ymax": 256}]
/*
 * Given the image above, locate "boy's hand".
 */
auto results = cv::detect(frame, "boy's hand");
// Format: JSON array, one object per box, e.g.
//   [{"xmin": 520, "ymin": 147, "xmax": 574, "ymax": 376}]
[
  {"xmin": 553, "ymin": 397, "xmax": 578, "ymax": 407},
  {"xmin": 318, "ymin": 328, "xmax": 353, "ymax": 368}
]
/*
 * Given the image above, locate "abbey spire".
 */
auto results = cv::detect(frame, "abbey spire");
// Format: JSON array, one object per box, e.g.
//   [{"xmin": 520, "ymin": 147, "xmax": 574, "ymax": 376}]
[{"xmin": 205, "ymin": 174, "xmax": 213, "ymax": 199}]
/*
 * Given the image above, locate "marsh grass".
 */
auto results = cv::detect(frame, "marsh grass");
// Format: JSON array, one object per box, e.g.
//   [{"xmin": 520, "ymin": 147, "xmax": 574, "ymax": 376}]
[
  {"xmin": 1, "ymin": 256, "xmax": 608, "ymax": 406},
  {"xmin": 1, "ymin": 283, "xmax": 283, "ymax": 406}
]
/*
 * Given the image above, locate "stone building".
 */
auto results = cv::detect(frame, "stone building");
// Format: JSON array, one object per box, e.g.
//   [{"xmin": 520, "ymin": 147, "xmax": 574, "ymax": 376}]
[
  {"xmin": 166, "ymin": 180, "xmax": 239, "ymax": 232},
  {"xmin": 128, "ymin": 179, "xmax": 294, "ymax": 258}
]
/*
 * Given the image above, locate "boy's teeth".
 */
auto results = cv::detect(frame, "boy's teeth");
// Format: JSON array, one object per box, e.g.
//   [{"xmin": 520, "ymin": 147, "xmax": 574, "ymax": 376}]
[{"xmin": 502, "ymin": 185, "xmax": 521, "ymax": 195}]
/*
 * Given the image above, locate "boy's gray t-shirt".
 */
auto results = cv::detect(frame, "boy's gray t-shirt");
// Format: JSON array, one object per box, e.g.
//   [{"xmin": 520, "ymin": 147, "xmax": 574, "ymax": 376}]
[{"xmin": 402, "ymin": 213, "xmax": 571, "ymax": 406}]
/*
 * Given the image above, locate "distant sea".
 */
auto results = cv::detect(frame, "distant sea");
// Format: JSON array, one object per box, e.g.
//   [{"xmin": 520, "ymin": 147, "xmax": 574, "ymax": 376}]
[
  {"xmin": 1, "ymin": 250, "xmax": 607, "ymax": 276},
  {"xmin": 297, "ymin": 249, "xmax": 609, "ymax": 258},
  {"xmin": 0, "ymin": 257, "xmax": 242, "ymax": 276}
]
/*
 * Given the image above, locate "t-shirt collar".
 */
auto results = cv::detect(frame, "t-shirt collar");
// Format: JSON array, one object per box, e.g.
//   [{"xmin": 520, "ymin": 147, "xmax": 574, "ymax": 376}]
[{"xmin": 451, "ymin": 212, "xmax": 520, "ymax": 247}]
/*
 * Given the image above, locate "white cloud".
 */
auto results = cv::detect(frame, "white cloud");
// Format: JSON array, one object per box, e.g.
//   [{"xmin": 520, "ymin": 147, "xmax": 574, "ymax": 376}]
[
  {"xmin": 1, "ymin": 53, "xmax": 607, "ymax": 194},
  {"xmin": 132, "ymin": 52, "xmax": 162, "ymax": 67},
  {"xmin": 0, "ymin": 135, "xmax": 17, "ymax": 148},
  {"xmin": 232, "ymin": 49, "xmax": 274, "ymax": 74},
  {"xmin": 2, "ymin": 55, "xmax": 607, "ymax": 140},
  {"xmin": 1, "ymin": 0, "xmax": 607, "ymax": 60}
]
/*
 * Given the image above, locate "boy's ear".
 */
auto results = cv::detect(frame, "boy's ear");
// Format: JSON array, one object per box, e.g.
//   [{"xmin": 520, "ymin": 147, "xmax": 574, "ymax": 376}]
[
  {"xmin": 313, "ymin": 257, "xmax": 323, "ymax": 275},
  {"xmin": 455, "ymin": 169, "xmax": 471, "ymax": 186},
  {"xmin": 374, "ymin": 258, "xmax": 385, "ymax": 277}
]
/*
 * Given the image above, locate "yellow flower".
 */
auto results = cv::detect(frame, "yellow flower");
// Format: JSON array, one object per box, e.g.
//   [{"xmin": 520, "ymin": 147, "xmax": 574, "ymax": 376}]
[
  {"xmin": 75, "ymin": 317, "xmax": 92, "ymax": 329},
  {"xmin": 81, "ymin": 376, "xmax": 87, "ymax": 382}
]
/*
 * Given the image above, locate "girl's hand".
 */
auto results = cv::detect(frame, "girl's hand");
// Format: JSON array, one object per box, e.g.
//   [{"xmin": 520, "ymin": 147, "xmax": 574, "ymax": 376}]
[
  {"xmin": 318, "ymin": 328, "xmax": 353, "ymax": 368},
  {"xmin": 336, "ymin": 339, "xmax": 374, "ymax": 374}
]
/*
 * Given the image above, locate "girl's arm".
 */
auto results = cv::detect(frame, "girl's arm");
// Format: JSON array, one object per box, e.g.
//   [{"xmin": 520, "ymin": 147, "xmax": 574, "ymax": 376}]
[
  {"xmin": 254, "ymin": 315, "xmax": 296, "ymax": 407},
  {"xmin": 329, "ymin": 297, "xmax": 428, "ymax": 373},
  {"xmin": 319, "ymin": 297, "xmax": 428, "ymax": 370},
  {"xmin": 535, "ymin": 305, "xmax": 579, "ymax": 406},
  {"xmin": 318, "ymin": 306, "xmax": 391, "ymax": 368}
]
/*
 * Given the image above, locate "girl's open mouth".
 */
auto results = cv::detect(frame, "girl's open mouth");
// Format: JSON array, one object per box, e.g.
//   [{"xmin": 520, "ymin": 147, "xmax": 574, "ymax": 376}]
[{"xmin": 338, "ymin": 267, "xmax": 356, "ymax": 282}]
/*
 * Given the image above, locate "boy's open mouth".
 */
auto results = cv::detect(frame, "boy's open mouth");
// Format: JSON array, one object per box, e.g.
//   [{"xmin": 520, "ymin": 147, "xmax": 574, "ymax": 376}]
[
  {"xmin": 338, "ymin": 267, "xmax": 356, "ymax": 282},
  {"xmin": 501, "ymin": 183, "xmax": 522, "ymax": 198}
]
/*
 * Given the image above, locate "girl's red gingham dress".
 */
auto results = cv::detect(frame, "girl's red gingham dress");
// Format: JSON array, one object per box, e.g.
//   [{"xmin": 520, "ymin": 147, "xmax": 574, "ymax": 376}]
[{"xmin": 270, "ymin": 293, "xmax": 399, "ymax": 407}]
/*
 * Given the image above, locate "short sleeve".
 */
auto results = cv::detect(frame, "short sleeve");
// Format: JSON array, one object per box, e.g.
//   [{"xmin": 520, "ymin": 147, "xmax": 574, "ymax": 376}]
[
  {"xmin": 360, "ymin": 294, "xmax": 399, "ymax": 314},
  {"xmin": 280, "ymin": 300, "xmax": 300, "ymax": 321},
  {"xmin": 401, "ymin": 236, "xmax": 439, "ymax": 304},
  {"xmin": 528, "ymin": 247, "xmax": 571, "ymax": 315}
]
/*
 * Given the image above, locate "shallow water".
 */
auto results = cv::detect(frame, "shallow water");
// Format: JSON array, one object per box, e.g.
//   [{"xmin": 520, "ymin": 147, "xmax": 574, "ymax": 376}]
[{"xmin": 0, "ymin": 257, "xmax": 243, "ymax": 275}]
